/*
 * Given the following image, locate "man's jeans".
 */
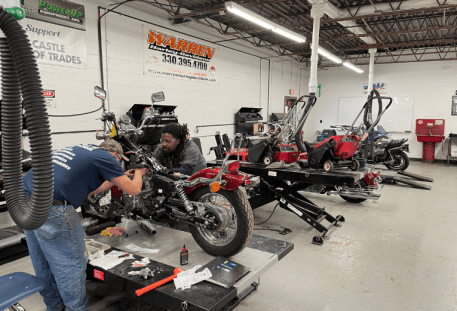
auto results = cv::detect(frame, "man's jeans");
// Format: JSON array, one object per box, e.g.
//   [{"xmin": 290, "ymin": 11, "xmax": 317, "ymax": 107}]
[{"xmin": 25, "ymin": 205, "xmax": 89, "ymax": 311}]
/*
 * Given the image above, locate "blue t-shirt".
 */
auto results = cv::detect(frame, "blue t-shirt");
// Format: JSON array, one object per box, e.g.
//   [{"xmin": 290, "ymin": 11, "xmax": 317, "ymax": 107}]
[{"xmin": 23, "ymin": 144, "xmax": 125, "ymax": 208}]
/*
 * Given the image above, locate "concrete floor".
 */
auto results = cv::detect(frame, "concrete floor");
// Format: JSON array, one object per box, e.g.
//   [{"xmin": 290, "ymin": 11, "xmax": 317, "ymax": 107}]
[{"xmin": 1, "ymin": 161, "xmax": 456, "ymax": 311}]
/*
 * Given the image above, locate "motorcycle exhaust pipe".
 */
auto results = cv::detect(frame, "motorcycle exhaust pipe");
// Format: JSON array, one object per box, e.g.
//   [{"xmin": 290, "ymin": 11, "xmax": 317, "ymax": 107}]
[
  {"xmin": 327, "ymin": 190, "xmax": 381, "ymax": 200},
  {"xmin": 138, "ymin": 220, "xmax": 157, "ymax": 235},
  {"xmin": 152, "ymin": 208, "xmax": 166, "ymax": 218}
]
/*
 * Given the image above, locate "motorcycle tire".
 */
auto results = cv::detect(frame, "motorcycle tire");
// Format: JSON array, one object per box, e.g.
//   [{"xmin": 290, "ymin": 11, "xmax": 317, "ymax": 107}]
[
  {"xmin": 385, "ymin": 151, "xmax": 409, "ymax": 171},
  {"xmin": 189, "ymin": 187, "xmax": 254, "ymax": 257},
  {"xmin": 339, "ymin": 180, "xmax": 368, "ymax": 204}
]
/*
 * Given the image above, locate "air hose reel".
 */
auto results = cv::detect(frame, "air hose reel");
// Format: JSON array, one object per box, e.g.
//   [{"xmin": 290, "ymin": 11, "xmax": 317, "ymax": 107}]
[{"xmin": 0, "ymin": 3, "xmax": 54, "ymax": 230}]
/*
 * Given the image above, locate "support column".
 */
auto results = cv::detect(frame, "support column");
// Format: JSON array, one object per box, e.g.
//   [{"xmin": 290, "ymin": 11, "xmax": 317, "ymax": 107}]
[
  {"xmin": 308, "ymin": 4, "xmax": 325, "ymax": 94},
  {"xmin": 368, "ymin": 48, "xmax": 376, "ymax": 92}
]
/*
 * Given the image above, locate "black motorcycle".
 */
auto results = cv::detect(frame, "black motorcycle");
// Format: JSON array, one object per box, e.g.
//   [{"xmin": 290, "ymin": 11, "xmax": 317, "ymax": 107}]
[{"xmin": 373, "ymin": 137, "xmax": 410, "ymax": 171}]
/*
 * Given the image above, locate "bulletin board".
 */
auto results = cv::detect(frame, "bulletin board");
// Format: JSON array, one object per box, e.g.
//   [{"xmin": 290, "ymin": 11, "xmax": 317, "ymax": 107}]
[{"xmin": 337, "ymin": 96, "xmax": 415, "ymax": 132}]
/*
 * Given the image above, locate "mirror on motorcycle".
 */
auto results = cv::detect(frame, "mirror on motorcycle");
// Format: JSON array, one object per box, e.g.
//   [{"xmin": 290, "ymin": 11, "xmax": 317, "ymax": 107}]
[
  {"xmin": 151, "ymin": 92, "xmax": 165, "ymax": 103},
  {"xmin": 94, "ymin": 86, "xmax": 107, "ymax": 100}
]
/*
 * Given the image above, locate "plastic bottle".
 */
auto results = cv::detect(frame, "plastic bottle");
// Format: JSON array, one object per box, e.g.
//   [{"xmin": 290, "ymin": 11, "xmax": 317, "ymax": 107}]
[{"xmin": 180, "ymin": 245, "xmax": 188, "ymax": 266}]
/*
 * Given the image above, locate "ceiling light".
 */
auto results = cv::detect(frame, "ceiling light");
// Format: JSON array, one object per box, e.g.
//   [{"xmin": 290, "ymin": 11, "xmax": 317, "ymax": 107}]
[
  {"xmin": 273, "ymin": 28, "xmax": 306, "ymax": 43},
  {"xmin": 225, "ymin": 5, "xmax": 273, "ymax": 30},
  {"xmin": 317, "ymin": 47, "xmax": 342, "ymax": 64},
  {"xmin": 225, "ymin": 2, "xmax": 306, "ymax": 43},
  {"xmin": 343, "ymin": 61, "xmax": 364, "ymax": 73}
]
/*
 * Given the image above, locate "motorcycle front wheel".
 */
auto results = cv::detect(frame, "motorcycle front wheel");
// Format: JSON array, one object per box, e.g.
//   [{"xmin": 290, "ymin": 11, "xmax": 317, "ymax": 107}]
[
  {"xmin": 189, "ymin": 187, "xmax": 254, "ymax": 257},
  {"xmin": 339, "ymin": 180, "xmax": 368, "ymax": 204}
]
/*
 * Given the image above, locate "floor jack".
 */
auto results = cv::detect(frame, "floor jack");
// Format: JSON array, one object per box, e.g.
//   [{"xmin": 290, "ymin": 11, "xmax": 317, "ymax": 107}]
[{"xmin": 249, "ymin": 178, "xmax": 345, "ymax": 245}]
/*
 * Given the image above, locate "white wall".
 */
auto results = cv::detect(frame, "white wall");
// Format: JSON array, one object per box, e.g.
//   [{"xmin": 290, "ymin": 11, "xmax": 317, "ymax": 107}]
[
  {"xmin": 23, "ymin": 0, "xmax": 308, "ymax": 159},
  {"xmin": 306, "ymin": 60, "xmax": 457, "ymax": 160},
  {"xmin": 2, "ymin": 0, "xmax": 308, "ymax": 228}
]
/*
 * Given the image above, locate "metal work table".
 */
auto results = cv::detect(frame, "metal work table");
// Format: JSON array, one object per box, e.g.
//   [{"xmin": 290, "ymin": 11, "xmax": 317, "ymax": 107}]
[{"xmin": 87, "ymin": 219, "xmax": 293, "ymax": 311}]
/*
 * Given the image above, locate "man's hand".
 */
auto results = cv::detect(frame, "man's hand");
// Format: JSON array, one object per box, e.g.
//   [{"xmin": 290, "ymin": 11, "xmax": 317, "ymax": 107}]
[
  {"xmin": 135, "ymin": 168, "xmax": 150, "ymax": 176},
  {"xmin": 125, "ymin": 168, "xmax": 149, "ymax": 177},
  {"xmin": 125, "ymin": 151, "xmax": 139, "ymax": 161},
  {"xmin": 125, "ymin": 169, "xmax": 136, "ymax": 177}
]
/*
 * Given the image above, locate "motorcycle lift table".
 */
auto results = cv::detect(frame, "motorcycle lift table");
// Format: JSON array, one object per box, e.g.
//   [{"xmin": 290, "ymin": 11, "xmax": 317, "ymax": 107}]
[
  {"xmin": 377, "ymin": 168, "xmax": 433, "ymax": 190},
  {"xmin": 85, "ymin": 219, "xmax": 293, "ymax": 311},
  {"xmin": 208, "ymin": 161, "xmax": 378, "ymax": 245}
]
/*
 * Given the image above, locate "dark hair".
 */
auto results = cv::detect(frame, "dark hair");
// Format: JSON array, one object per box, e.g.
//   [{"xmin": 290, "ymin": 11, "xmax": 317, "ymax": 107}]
[{"xmin": 162, "ymin": 123, "xmax": 189, "ymax": 154}]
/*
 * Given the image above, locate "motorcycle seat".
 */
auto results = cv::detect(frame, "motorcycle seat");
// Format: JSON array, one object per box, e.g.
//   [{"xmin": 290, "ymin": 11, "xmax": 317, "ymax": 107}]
[{"xmin": 386, "ymin": 140, "xmax": 405, "ymax": 149}]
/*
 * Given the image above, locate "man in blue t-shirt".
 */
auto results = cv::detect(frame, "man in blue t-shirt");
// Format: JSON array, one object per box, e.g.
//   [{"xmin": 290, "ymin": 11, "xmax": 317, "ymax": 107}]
[{"xmin": 23, "ymin": 139, "xmax": 148, "ymax": 311}]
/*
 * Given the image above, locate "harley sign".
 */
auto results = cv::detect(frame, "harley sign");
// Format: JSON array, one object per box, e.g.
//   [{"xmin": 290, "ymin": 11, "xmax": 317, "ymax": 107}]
[{"xmin": 143, "ymin": 26, "xmax": 218, "ymax": 83}]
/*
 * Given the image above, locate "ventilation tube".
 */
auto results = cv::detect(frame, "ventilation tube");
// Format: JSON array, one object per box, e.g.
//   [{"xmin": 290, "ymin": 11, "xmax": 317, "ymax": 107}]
[
  {"xmin": 0, "ymin": 8, "xmax": 53, "ymax": 230},
  {"xmin": 363, "ymin": 89, "xmax": 382, "ymax": 130}
]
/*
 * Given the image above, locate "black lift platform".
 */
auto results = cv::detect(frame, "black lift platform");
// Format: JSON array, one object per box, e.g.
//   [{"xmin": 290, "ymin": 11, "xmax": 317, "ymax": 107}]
[
  {"xmin": 86, "ymin": 220, "xmax": 293, "ymax": 311},
  {"xmin": 378, "ymin": 169, "xmax": 433, "ymax": 190},
  {"xmin": 208, "ymin": 161, "xmax": 378, "ymax": 245}
]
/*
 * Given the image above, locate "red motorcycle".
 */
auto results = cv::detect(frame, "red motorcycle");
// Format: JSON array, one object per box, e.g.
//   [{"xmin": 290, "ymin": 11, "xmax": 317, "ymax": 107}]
[{"xmin": 83, "ymin": 87, "xmax": 256, "ymax": 257}]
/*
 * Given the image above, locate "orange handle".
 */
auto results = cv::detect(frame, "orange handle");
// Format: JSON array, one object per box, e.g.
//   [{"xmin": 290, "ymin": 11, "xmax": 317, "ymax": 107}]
[{"xmin": 136, "ymin": 267, "xmax": 183, "ymax": 297}]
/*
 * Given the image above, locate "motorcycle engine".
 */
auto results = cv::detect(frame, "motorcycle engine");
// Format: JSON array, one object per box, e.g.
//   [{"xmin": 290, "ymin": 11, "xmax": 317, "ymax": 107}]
[{"xmin": 121, "ymin": 178, "xmax": 160, "ymax": 218}]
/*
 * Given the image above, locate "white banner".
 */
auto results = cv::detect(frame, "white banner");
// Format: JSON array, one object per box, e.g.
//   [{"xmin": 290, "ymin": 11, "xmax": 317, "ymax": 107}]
[
  {"xmin": 143, "ymin": 26, "xmax": 218, "ymax": 83},
  {"xmin": 24, "ymin": 19, "xmax": 87, "ymax": 69}
]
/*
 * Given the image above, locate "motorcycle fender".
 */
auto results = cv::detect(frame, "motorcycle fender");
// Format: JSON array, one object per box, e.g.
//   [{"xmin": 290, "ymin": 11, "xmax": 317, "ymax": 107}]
[
  {"xmin": 402, "ymin": 144, "xmax": 410, "ymax": 153},
  {"xmin": 185, "ymin": 167, "xmax": 250, "ymax": 194}
]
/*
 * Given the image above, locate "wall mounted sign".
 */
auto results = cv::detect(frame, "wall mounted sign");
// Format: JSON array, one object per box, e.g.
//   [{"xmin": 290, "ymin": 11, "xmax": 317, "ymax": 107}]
[
  {"xmin": 24, "ymin": 19, "xmax": 87, "ymax": 69},
  {"xmin": 363, "ymin": 82, "xmax": 388, "ymax": 95},
  {"xmin": 452, "ymin": 95, "xmax": 457, "ymax": 116},
  {"xmin": 143, "ymin": 26, "xmax": 218, "ymax": 84},
  {"xmin": 43, "ymin": 89, "xmax": 56, "ymax": 107},
  {"xmin": 21, "ymin": 0, "xmax": 85, "ymax": 30}
]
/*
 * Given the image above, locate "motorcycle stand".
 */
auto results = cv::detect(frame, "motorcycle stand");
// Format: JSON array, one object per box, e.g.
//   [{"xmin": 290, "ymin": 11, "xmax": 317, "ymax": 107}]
[
  {"xmin": 378, "ymin": 169, "xmax": 433, "ymax": 190},
  {"xmin": 250, "ymin": 179, "xmax": 345, "ymax": 245}
]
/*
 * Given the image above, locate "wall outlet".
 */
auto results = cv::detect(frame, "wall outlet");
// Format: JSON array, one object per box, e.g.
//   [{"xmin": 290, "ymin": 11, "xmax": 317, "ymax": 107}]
[{"xmin": 216, "ymin": 131, "xmax": 220, "ymax": 135}]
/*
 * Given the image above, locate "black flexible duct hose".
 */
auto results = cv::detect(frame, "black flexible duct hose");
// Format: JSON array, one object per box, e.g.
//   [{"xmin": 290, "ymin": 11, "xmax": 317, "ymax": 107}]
[
  {"xmin": 294, "ymin": 93, "xmax": 317, "ymax": 153},
  {"xmin": 0, "ymin": 8, "xmax": 53, "ymax": 230},
  {"xmin": 363, "ymin": 89, "xmax": 382, "ymax": 130}
]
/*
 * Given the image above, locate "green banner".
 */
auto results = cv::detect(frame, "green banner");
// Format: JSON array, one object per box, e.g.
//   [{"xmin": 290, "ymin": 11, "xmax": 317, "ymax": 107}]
[{"xmin": 21, "ymin": 0, "xmax": 85, "ymax": 30}]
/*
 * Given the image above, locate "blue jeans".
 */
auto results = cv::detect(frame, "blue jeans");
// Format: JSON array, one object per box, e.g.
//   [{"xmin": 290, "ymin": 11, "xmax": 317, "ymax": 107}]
[{"xmin": 25, "ymin": 205, "xmax": 89, "ymax": 311}]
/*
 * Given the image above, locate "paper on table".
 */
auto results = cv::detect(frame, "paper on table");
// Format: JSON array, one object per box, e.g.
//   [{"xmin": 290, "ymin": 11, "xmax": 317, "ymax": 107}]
[
  {"xmin": 125, "ymin": 243, "xmax": 143, "ymax": 252},
  {"xmin": 89, "ymin": 250, "xmax": 134, "ymax": 270},
  {"xmin": 125, "ymin": 243, "xmax": 159, "ymax": 254}
]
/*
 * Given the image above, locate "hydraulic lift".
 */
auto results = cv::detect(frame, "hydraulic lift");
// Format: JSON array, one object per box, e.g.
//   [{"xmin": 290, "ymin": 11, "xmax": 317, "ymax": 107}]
[
  {"xmin": 378, "ymin": 168, "xmax": 433, "ymax": 190},
  {"xmin": 208, "ymin": 160, "xmax": 380, "ymax": 245},
  {"xmin": 84, "ymin": 220, "xmax": 293, "ymax": 311}
]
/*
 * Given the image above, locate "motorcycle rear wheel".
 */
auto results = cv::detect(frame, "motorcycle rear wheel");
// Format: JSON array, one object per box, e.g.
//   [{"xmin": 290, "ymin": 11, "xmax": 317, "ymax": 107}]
[
  {"xmin": 189, "ymin": 187, "xmax": 254, "ymax": 257},
  {"xmin": 385, "ymin": 151, "xmax": 409, "ymax": 171}
]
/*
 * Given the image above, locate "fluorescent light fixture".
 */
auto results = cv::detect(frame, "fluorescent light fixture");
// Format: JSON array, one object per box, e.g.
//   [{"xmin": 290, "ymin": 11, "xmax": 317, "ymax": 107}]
[
  {"xmin": 343, "ymin": 61, "xmax": 364, "ymax": 73},
  {"xmin": 225, "ymin": 2, "xmax": 306, "ymax": 43},
  {"xmin": 316, "ymin": 46, "xmax": 342, "ymax": 64},
  {"xmin": 226, "ymin": 6, "xmax": 273, "ymax": 30},
  {"xmin": 273, "ymin": 28, "xmax": 306, "ymax": 43}
]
